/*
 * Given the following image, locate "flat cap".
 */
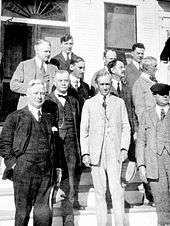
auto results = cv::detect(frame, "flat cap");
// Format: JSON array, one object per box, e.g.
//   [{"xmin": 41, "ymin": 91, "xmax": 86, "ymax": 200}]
[{"xmin": 150, "ymin": 83, "xmax": 170, "ymax": 96}]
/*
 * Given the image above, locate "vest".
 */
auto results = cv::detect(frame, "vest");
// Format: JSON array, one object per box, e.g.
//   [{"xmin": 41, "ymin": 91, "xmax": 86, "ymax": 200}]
[
  {"xmin": 156, "ymin": 110, "xmax": 170, "ymax": 155},
  {"xmin": 24, "ymin": 117, "xmax": 50, "ymax": 162},
  {"xmin": 57, "ymin": 99, "xmax": 75, "ymax": 139}
]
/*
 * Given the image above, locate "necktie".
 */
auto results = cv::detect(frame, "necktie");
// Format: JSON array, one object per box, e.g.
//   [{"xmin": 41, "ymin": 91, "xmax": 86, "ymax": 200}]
[
  {"xmin": 117, "ymin": 82, "xmax": 121, "ymax": 95},
  {"xmin": 102, "ymin": 96, "xmax": 107, "ymax": 110},
  {"xmin": 160, "ymin": 108, "xmax": 166, "ymax": 120},
  {"xmin": 149, "ymin": 76, "xmax": 158, "ymax": 83},
  {"xmin": 38, "ymin": 110, "xmax": 42, "ymax": 122},
  {"xmin": 40, "ymin": 63, "xmax": 46, "ymax": 75}
]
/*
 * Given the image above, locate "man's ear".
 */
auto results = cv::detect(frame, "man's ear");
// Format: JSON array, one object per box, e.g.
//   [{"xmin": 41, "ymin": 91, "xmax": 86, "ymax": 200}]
[{"xmin": 70, "ymin": 64, "xmax": 74, "ymax": 71}]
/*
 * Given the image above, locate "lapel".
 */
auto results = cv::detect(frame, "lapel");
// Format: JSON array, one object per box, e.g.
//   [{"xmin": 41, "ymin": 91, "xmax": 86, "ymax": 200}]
[
  {"xmin": 95, "ymin": 94, "xmax": 106, "ymax": 119},
  {"xmin": 50, "ymin": 92, "xmax": 64, "ymax": 109},
  {"xmin": 58, "ymin": 52, "xmax": 68, "ymax": 65},
  {"xmin": 41, "ymin": 111, "xmax": 52, "ymax": 146},
  {"xmin": 148, "ymin": 107, "xmax": 159, "ymax": 128}
]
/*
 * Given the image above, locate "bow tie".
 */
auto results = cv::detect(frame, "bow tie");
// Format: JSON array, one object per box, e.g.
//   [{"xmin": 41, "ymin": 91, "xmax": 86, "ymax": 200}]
[{"xmin": 58, "ymin": 94, "xmax": 68, "ymax": 99}]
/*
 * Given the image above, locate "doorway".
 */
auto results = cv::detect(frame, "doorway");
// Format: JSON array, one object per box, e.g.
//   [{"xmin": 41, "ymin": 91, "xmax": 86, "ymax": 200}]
[{"xmin": 0, "ymin": 22, "xmax": 69, "ymax": 121}]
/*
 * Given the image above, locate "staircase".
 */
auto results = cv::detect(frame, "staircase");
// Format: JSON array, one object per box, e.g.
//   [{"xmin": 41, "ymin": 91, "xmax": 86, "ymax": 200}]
[{"xmin": 0, "ymin": 162, "xmax": 158, "ymax": 226}]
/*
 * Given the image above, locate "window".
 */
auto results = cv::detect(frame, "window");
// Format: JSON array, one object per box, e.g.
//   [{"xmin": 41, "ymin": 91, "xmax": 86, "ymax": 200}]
[
  {"xmin": 2, "ymin": 0, "xmax": 68, "ymax": 21},
  {"xmin": 105, "ymin": 3, "xmax": 136, "ymax": 61}
]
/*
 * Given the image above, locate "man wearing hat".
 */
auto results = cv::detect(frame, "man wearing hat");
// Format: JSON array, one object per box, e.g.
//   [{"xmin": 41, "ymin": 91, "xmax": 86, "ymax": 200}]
[{"xmin": 136, "ymin": 83, "xmax": 170, "ymax": 226}]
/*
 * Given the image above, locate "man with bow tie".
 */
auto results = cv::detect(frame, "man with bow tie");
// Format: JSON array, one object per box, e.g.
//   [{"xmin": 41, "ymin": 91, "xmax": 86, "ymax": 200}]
[
  {"xmin": 136, "ymin": 83, "xmax": 170, "ymax": 226},
  {"xmin": 0, "ymin": 79, "xmax": 58, "ymax": 226},
  {"xmin": 80, "ymin": 71, "xmax": 130, "ymax": 226},
  {"xmin": 43, "ymin": 70, "xmax": 81, "ymax": 226},
  {"xmin": 10, "ymin": 39, "xmax": 58, "ymax": 110}
]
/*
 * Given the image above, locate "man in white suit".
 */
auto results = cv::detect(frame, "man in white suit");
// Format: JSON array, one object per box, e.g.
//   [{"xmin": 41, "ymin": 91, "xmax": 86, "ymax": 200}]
[{"xmin": 80, "ymin": 70, "xmax": 130, "ymax": 226}]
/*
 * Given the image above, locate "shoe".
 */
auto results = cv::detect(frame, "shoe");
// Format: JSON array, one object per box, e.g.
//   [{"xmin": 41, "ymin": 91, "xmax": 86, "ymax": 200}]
[
  {"xmin": 73, "ymin": 202, "xmax": 86, "ymax": 210},
  {"xmin": 147, "ymin": 201, "xmax": 155, "ymax": 207}
]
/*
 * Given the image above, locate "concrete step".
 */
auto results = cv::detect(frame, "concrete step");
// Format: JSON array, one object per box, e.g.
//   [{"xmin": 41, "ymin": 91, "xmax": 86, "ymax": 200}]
[{"xmin": 0, "ymin": 205, "xmax": 157, "ymax": 226}]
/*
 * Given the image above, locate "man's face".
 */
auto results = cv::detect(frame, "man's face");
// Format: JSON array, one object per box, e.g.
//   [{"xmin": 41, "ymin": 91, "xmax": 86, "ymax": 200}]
[
  {"xmin": 104, "ymin": 50, "xmax": 117, "ymax": 66},
  {"xmin": 133, "ymin": 47, "xmax": 145, "ymax": 63},
  {"xmin": 35, "ymin": 43, "xmax": 51, "ymax": 62},
  {"xmin": 147, "ymin": 60, "xmax": 158, "ymax": 77},
  {"xmin": 27, "ymin": 84, "xmax": 46, "ymax": 109},
  {"xmin": 154, "ymin": 93, "xmax": 170, "ymax": 106},
  {"xmin": 61, "ymin": 38, "xmax": 73, "ymax": 53},
  {"xmin": 73, "ymin": 61, "xmax": 85, "ymax": 79},
  {"xmin": 97, "ymin": 75, "xmax": 112, "ymax": 96},
  {"xmin": 54, "ymin": 72, "xmax": 70, "ymax": 94},
  {"xmin": 111, "ymin": 61, "xmax": 125, "ymax": 78},
  {"xmin": 70, "ymin": 75, "xmax": 80, "ymax": 90}
]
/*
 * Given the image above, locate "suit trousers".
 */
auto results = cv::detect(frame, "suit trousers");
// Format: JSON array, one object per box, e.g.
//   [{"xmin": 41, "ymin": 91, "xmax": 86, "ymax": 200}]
[
  {"xmin": 13, "ymin": 158, "xmax": 52, "ymax": 226},
  {"xmin": 149, "ymin": 150, "xmax": 170, "ymax": 225},
  {"xmin": 91, "ymin": 133, "xmax": 124, "ymax": 226},
  {"xmin": 58, "ymin": 131, "xmax": 77, "ymax": 226}
]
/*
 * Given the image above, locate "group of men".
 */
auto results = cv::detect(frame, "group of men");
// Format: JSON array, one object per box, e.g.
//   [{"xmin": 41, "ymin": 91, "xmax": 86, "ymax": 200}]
[{"xmin": 0, "ymin": 33, "xmax": 169, "ymax": 226}]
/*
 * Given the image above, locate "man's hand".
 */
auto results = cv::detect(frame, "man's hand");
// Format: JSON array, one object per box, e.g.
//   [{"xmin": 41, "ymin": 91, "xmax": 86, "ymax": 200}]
[
  {"xmin": 11, "ymin": 163, "xmax": 16, "ymax": 169},
  {"xmin": 82, "ymin": 155, "xmax": 91, "ymax": 167},
  {"xmin": 133, "ymin": 132, "xmax": 137, "ymax": 141},
  {"xmin": 120, "ymin": 149, "xmax": 128, "ymax": 163},
  {"xmin": 139, "ymin": 166, "xmax": 148, "ymax": 183}
]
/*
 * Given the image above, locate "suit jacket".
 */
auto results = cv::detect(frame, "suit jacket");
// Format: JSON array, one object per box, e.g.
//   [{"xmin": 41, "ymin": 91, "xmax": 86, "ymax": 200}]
[
  {"xmin": 42, "ymin": 92, "xmax": 81, "ymax": 163},
  {"xmin": 125, "ymin": 62, "xmax": 141, "ymax": 91},
  {"xmin": 0, "ymin": 106, "xmax": 55, "ymax": 180},
  {"xmin": 68, "ymin": 81, "xmax": 94, "ymax": 112},
  {"xmin": 132, "ymin": 75, "xmax": 156, "ymax": 123},
  {"xmin": 80, "ymin": 93, "xmax": 131, "ymax": 165},
  {"xmin": 10, "ymin": 58, "xmax": 58, "ymax": 109},
  {"xmin": 50, "ymin": 52, "xmax": 78, "ymax": 72},
  {"xmin": 110, "ymin": 79, "xmax": 138, "ymax": 134},
  {"xmin": 136, "ymin": 107, "xmax": 170, "ymax": 179}
]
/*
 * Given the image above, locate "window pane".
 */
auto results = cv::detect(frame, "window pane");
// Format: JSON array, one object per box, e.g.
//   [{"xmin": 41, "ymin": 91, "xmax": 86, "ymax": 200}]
[
  {"xmin": 2, "ymin": 0, "xmax": 68, "ymax": 21},
  {"xmin": 105, "ymin": 3, "xmax": 136, "ymax": 49}
]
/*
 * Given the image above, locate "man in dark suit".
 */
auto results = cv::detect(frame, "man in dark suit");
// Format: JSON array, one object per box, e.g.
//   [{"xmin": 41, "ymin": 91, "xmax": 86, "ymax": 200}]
[
  {"xmin": 107, "ymin": 59, "xmax": 138, "ymax": 162},
  {"xmin": 43, "ymin": 70, "xmax": 81, "ymax": 226},
  {"xmin": 0, "ymin": 79, "xmax": 58, "ymax": 226},
  {"xmin": 69, "ymin": 57, "xmax": 95, "ymax": 111},
  {"xmin": 125, "ymin": 43, "xmax": 145, "ymax": 92},
  {"xmin": 136, "ymin": 83, "xmax": 170, "ymax": 226},
  {"xmin": 50, "ymin": 34, "xmax": 78, "ymax": 72},
  {"xmin": 10, "ymin": 39, "xmax": 58, "ymax": 109}
]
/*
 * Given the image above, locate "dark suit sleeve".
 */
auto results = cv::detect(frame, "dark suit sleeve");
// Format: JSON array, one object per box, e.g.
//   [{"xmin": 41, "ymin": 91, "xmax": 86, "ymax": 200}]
[
  {"xmin": 160, "ymin": 38, "xmax": 170, "ymax": 61},
  {"xmin": 50, "ymin": 58, "xmax": 60, "ymax": 68},
  {"xmin": 0, "ymin": 113, "xmax": 17, "ymax": 168}
]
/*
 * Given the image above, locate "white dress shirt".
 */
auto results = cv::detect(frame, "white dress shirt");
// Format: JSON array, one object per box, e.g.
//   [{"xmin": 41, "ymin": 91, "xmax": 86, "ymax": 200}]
[
  {"xmin": 133, "ymin": 60, "xmax": 140, "ymax": 70},
  {"xmin": 156, "ymin": 104, "xmax": 169, "ymax": 119},
  {"xmin": 54, "ymin": 90, "xmax": 67, "ymax": 106},
  {"xmin": 62, "ymin": 52, "xmax": 71, "ymax": 61},
  {"xmin": 35, "ymin": 56, "xmax": 47, "ymax": 72},
  {"xmin": 112, "ymin": 78, "xmax": 122, "ymax": 91},
  {"xmin": 28, "ymin": 104, "xmax": 42, "ymax": 121}
]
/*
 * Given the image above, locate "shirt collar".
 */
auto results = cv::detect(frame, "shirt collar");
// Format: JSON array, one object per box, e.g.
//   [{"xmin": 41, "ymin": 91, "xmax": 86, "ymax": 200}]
[
  {"xmin": 62, "ymin": 51, "xmax": 71, "ymax": 60},
  {"xmin": 28, "ymin": 104, "xmax": 42, "ymax": 115},
  {"xmin": 54, "ymin": 90, "xmax": 67, "ymax": 97},
  {"xmin": 133, "ymin": 60, "xmax": 140, "ymax": 70},
  {"xmin": 34, "ymin": 56, "xmax": 47, "ymax": 71},
  {"xmin": 141, "ymin": 72, "xmax": 154, "ymax": 82},
  {"xmin": 97, "ymin": 92, "xmax": 111, "ymax": 102}
]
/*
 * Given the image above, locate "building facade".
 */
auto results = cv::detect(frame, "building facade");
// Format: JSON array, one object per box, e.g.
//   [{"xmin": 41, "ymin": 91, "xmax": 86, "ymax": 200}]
[{"xmin": 0, "ymin": 0, "xmax": 170, "ymax": 121}]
